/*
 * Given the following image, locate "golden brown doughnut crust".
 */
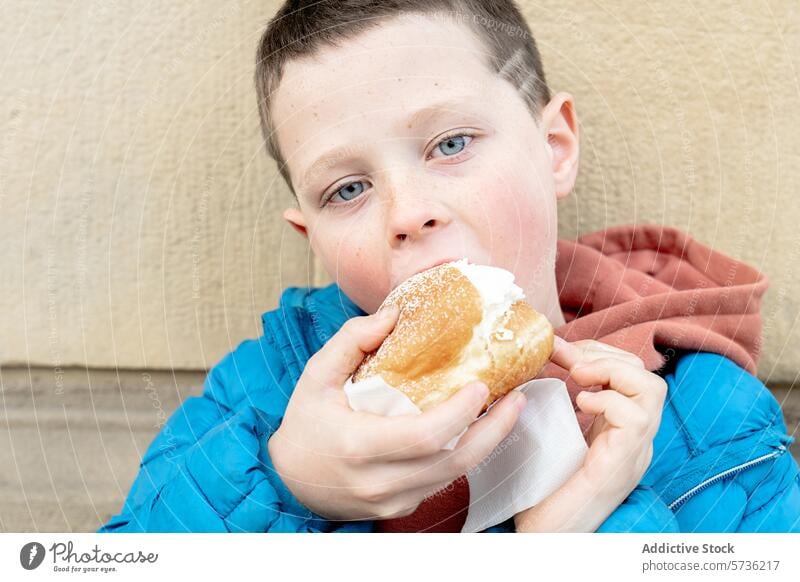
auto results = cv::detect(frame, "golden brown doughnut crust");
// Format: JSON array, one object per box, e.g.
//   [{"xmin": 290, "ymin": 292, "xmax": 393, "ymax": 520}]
[{"xmin": 352, "ymin": 263, "xmax": 554, "ymax": 412}]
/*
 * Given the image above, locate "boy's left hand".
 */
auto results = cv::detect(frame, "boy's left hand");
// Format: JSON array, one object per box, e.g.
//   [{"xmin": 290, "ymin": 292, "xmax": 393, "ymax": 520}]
[
  {"xmin": 514, "ymin": 337, "xmax": 668, "ymax": 531},
  {"xmin": 520, "ymin": 337, "xmax": 668, "ymax": 529}
]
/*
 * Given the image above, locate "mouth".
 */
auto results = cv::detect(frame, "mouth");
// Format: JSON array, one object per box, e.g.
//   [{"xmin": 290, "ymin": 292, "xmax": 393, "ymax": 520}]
[
  {"xmin": 414, "ymin": 257, "xmax": 463, "ymax": 276},
  {"xmin": 392, "ymin": 256, "xmax": 464, "ymax": 291}
]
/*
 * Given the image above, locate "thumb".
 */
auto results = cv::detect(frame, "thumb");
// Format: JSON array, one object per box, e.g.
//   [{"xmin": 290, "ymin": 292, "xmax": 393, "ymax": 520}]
[{"xmin": 301, "ymin": 304, "xmax": 400, "ymax": 391}]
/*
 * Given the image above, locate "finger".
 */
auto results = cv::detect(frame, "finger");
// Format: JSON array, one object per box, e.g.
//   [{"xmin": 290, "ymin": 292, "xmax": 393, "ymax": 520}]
[
  {"xmin": 358, "ymin": 382, "xmax": 491, "ymax": 461},
  {"xmin": 570, "ymin": 358, "xmax": 667, "ymax": 420},
  {"xmin": 575, "ymin": 340, "xmax": 645, "ymax": 368},
  {"xmin": 551, "ymin": 335, "xmax": 583, "ymax": 369},
  {"xmin": 574, "ymin": 348, "xmax": 645, "ymax": 372},
  {"xmin": 575, "ymin": 389, "xmax": 648, "ymax": 431},
  {"xmin": 302, "ymin": 305, "xmax": 400, "ymax": 390},
  {"xmin": 378, "ymin": 392, "xmax": 525, "ymax": 494},
  {"xmin": 569, "ymin": 357, "xmax": 652, "ymax": 398},
  {"xmin": 552, "ymin": 337, "xmax": 644, "ymax": 370},
  {"xmin": 428, "ymin": 390, "xmax": 526, "ymax": 478}
]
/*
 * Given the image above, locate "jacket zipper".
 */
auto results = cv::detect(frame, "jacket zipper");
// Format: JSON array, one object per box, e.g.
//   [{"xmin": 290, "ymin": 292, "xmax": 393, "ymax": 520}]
[{"xmin": 667, "ymin": 444, "xmax": 788, "ymax": 511}]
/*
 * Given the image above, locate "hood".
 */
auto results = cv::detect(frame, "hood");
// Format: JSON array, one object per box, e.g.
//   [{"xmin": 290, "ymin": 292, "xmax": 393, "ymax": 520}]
[
  {"xmin": 546, "ymin": 223, "xmax": 768, "ymax": 438},
  {"xmin": 554, "ymin": 223, "xmax": 767, "ymax": 374}
]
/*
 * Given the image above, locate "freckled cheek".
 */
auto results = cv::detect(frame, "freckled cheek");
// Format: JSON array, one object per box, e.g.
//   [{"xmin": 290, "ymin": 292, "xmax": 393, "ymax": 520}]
[
  {"xmin": 315, "ymin": 223, "xmax": 387, "ymax": 311},
  {"xmin": 471, "ymin": 174, "xmax": 553, "ymax": 268},
  {"xmin": 463, "ymin": 172, "xmax": 549, "ymax": 239}
]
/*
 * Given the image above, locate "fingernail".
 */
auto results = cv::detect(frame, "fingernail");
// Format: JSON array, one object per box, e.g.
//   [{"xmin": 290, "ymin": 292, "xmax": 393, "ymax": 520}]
[
  {"xmin": 473, "ymin": 382, "xmax": 489, "ymax": 400},
  {"xmin": 514, "ymin": 392, "xmax": 527, "ymax": 411}
]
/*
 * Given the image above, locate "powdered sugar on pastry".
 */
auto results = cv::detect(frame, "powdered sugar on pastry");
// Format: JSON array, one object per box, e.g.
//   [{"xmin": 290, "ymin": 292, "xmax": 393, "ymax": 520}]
[{"xmin": 353, "ymin": 258, "xmax": 553, "ymax": 411}]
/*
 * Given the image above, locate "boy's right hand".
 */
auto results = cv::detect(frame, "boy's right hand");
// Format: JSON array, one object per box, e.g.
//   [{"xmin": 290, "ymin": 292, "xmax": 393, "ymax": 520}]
[{"xmin": 267, "ymin": 305, "xmax": 526, "ymax": 522}]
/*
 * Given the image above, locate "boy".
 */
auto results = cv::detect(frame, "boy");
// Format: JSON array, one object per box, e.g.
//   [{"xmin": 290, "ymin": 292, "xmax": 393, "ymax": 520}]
[{"xmin": 99, "ymin": 0, "xmax": 799, "ymax": 533}]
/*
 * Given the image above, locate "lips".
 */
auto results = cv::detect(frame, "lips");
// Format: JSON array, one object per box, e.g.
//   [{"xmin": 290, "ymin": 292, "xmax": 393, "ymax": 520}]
[
  {"xmin": 392, "ymin": 257, "xmax": 463, "ymax": 291},
  {"xmin": 413, "ymin": 257, "xmax": 461, "ymax": 277}
]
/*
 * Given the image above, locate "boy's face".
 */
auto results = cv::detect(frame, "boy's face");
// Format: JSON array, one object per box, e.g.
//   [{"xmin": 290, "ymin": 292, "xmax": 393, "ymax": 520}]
[{"xmin": 275, "ymin": 14, "xmax": 579, "ymax": 316}]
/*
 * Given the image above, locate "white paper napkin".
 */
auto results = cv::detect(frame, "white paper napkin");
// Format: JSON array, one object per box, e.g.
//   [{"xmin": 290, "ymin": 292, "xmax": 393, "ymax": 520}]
[{"xmin": 342, "ymin": 374, "xmax": 588, "ymax": 532}]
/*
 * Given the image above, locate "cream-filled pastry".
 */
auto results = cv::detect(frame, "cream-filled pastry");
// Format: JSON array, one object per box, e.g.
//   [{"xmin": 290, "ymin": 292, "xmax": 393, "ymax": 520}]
[{"xmin": 352, "ymin": 259, "xmax": 554, "ymax": 412}]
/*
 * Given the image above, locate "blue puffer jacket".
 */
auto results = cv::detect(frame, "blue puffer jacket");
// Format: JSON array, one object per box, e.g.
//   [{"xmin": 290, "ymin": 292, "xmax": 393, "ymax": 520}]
[{"xmin": 98, "ymin": 284, "xmax": 800, "ymax": 533}]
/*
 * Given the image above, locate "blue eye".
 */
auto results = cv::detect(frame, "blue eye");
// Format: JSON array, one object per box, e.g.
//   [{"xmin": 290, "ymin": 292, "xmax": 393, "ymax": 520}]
[
  {"xmin": 328, "ymin": 181, "xmax": 365, "ymax": 205},
  {"xmin": 432, "ymin": 133, "xmax": 473, "ymax": 158}
]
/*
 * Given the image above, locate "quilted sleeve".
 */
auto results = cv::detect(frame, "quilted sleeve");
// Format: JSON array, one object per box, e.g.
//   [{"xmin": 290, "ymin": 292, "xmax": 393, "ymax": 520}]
[
  {"xmin": 97, "ymin": 397, "xmax": 291, "ymax": 532},
  {"xmin": 736, "ymin": 450, "xmax": 800, "ymax": 532},
  {"xmin": 651, "ymin": 351, "xmax": 800, "ymax": 532},
  {"xmin": 97, "ymin": 338, "xmax": 367, "ymax": 533}
]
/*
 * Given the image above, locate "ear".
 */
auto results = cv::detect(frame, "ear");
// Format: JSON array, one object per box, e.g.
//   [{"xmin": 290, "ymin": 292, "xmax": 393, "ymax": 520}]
[
  {"xmin": 540, "ymin": 91, "xmax": 580, "ymax": 200},
  {"xmin": 283, "ymin": 207, "xmax": 309, "ymax": 239}
]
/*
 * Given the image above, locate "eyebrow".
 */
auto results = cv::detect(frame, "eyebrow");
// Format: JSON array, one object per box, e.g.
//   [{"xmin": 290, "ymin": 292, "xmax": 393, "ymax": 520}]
[
  {"xmin": 402, "ymin": 95, "xmax": 476, "ymax": 133},
  {"xmin": 299, "ymin": 96, "xmax": 478, "ymax": 194}
]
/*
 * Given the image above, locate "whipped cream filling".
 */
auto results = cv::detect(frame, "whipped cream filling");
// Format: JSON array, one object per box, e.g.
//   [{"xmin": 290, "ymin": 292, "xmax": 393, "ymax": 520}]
[{"xmin": 448, "ymin": 258, "xmax": 525, "ymax": 379}]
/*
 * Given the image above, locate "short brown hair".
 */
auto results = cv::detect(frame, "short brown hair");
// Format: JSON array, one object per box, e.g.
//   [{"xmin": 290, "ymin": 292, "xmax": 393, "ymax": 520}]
[{"xmin": 255, "ymin": 0, "xmax": 551, "ymax": 196}]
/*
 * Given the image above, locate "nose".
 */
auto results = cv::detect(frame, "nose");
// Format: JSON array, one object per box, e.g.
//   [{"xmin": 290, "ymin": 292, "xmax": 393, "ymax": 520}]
[{"xmin": 385, "ymin": 179, "xmax": 452, "ymax": 247}]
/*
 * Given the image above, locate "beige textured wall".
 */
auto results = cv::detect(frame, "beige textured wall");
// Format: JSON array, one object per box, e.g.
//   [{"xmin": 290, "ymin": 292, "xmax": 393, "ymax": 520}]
[{"xmin": 1, "ymin": 1, "xmax": 798, "ymax": 382}]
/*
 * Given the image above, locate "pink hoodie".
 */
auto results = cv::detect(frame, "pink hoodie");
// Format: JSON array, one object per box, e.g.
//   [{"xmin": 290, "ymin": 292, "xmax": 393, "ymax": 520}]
[{"xmin": 377, "ymin": 223, "xmax": 769, "ymax": 532}]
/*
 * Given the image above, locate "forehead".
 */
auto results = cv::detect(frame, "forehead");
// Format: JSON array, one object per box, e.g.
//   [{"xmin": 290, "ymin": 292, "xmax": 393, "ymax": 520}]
[{"xmin": 271, "ymin": 13, "xmax": 510, "ymax": 183}]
